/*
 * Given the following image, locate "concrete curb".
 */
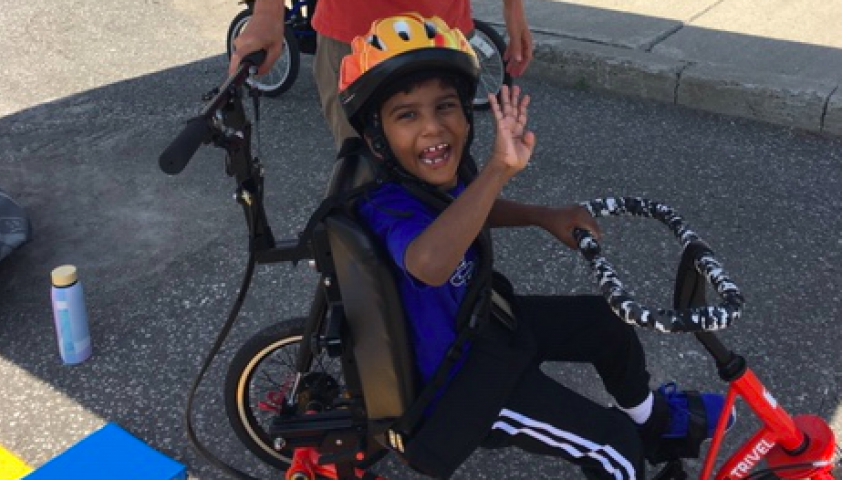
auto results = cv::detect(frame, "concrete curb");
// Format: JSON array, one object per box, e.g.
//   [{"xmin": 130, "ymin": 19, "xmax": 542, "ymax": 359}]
[{"xmin": 524, "ymin": 30, "xmax": 842, "ymax": 136}]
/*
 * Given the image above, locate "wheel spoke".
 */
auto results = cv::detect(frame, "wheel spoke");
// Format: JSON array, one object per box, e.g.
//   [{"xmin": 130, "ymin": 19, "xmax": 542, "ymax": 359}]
[{"xmin": 225, "ymin": 323, "xmax": 350, "ymax": 469}]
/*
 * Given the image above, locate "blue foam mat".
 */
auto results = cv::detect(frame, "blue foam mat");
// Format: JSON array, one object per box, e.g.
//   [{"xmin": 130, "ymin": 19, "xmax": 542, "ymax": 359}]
[{"xmin": 24, "ymin": 423, "xmax": 186, "ymax": 480}]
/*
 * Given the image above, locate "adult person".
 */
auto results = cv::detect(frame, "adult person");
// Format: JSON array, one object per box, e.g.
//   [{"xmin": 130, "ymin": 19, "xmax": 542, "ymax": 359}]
[{"xmin": 228, "ymin": 0, "xmax": 533, "ymax": 148}]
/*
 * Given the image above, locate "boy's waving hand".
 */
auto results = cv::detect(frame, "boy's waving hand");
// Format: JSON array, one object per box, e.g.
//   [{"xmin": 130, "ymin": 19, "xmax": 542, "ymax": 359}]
[{"xmin": 489, "ymin": 85, "xmax": 536, "ymax": 176}]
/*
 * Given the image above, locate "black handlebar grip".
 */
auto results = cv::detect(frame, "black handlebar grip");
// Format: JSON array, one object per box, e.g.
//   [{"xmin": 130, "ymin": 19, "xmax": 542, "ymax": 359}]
[
  {"xmin": 241, "ymin": 50, "xmax": 267, "ymax": 70},
  {"xmin": 573, "ymin": 227, "xmax": 600, "ymax": 259},
  {"xmin": 159, "ymin": 116, "xmax": 211, "ymax": 175},
  {"xmin": 572, "ymin": 227, "xmax": 590, "ymax": 243}
]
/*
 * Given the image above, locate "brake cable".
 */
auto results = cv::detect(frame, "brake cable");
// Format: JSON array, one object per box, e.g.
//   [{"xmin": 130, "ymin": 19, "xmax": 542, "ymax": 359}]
[
  {"xmin": 184, "ymin": 253, "xmax": 261, "ymax": 480},
  {"xmin": 183, "ymin": 72, "xmax": 266, "ymax": 480}
]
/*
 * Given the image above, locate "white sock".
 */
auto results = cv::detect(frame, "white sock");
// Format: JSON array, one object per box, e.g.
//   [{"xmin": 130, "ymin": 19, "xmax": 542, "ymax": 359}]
[{"xmin": 618, "ymin": 392, "xmax": 654, "ymax": 425}]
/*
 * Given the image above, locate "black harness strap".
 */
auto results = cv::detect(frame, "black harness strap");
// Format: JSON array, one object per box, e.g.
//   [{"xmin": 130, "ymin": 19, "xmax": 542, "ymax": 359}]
[
  {"xmin": 298, "ymin": 182, "xmax": 382, "ymax": 240},
  {"xmin": 382, "ymin": 163, "xmax": 498, "ymax": 444},
  {"xmin": 313, "ymin": 149, "xmax": 503, "ymax": 467}
]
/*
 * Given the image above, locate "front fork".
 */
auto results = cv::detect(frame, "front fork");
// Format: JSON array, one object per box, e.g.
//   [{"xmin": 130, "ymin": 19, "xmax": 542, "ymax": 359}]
[{"xmin": 282, "ymin": 278, "xmax": 329, "ymax": 413}]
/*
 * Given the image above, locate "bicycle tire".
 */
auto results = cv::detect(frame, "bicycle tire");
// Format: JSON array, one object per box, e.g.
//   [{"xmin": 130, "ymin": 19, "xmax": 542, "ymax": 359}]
[
  {"xmin": 226, "ymin": 9, "xmax": 301, "ymax": 97},
  {"xmin": 470, "ymin": 20, "xmax": 512, "ymax": 110},
  {"xmin": 223, "ymin": 320, "xmax": 346, "ymax": 470}
]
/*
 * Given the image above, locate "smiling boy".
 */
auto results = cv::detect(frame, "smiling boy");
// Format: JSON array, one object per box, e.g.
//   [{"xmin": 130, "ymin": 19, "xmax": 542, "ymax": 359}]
[{"xmin": 338, "ymin": 13, "xmax": 734, "ymax": 479}]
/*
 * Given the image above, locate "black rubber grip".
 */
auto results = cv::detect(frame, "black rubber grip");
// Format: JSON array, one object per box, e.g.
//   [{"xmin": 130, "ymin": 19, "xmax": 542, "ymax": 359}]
[
  {"xmin": 159, "ymin": 116, "xmax": 211, "ymax": 175},
  {"xmin": 573, "ymin": 227, "xmax": 600, "ymax": 260},
  {"xmin": 241, "ymin": 50, "xmax": 267, "ymax": 70}
]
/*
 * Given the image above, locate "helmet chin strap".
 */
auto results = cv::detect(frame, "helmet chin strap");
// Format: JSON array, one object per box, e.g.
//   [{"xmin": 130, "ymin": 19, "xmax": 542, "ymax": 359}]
[
  {"xmin": 364, "ymin": 111, "xmax": 397, "ymax": 167},
  {"xmin": 365, "ymin": 97, "xmax": 475, "ymax": 163}
]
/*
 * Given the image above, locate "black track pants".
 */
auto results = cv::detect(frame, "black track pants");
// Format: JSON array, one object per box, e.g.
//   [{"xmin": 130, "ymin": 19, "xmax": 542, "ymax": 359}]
[{"xmin": 482, "ymin": 295, "xmax": 651, "ymax": 479}]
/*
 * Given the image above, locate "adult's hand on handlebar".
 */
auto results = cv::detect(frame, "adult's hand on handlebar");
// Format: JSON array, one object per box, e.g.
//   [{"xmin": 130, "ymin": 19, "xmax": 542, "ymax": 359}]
[
  {"xmin": 543, "ymin": 204, "xmax": 601, "ymax": 250},
  {"xmin": 228, "ymin": 1, "xmax": 285, "ymax": 76},
  {"xmin": 160, "ymin": 48, "xmax": 266, "ymax": 176}
]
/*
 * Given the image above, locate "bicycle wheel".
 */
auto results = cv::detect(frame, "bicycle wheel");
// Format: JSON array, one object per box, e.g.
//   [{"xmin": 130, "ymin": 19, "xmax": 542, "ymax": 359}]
[
  {"xmin": 469, "ymin": 20, "xmax": 512, "ymax": 110},
  {"xmin": 224, "ymin": 320, "xmax": 345, "ymax": 469},
  {"xmin": 226, "ymin": 9, "xmax": 301, "ymax": 97}
]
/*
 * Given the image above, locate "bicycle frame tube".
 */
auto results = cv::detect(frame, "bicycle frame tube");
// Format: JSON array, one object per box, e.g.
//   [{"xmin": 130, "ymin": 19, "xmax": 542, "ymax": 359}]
[
  {"xmin": 286, "ymin": 447, "xmax": 335, "ymax": 480},
  {"xmin": 674, "ymin": 250, "xmax": 836, "ymax": 479},
  {"xmin": 286, "ymin": 445, "xmax": 387, "ymax": 480},
  {"xmin": 701, "ymin": 367, "xmax": 835, "ymax": 479}
]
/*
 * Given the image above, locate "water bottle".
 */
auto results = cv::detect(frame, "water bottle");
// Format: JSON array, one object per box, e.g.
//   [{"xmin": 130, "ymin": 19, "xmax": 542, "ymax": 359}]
[{"xmin": 51, "ymin": 265, "xmax": 92, "ymax": 364}]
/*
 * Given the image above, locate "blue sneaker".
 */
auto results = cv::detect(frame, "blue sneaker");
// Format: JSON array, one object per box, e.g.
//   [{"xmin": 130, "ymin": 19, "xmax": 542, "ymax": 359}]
[
  {"xmin": 659, "ymin": 382, "xmax": 736, "ymax": 439},
  {"xmin": 640, "ymin": 382, "xmax": 736, "ymax": 464}
]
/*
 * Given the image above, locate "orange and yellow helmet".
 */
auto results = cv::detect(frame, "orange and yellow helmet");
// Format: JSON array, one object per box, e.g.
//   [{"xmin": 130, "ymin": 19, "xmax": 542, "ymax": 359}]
[{"xmin": 338, "ymin": 13, "xmax": 480, "ymax": 134}]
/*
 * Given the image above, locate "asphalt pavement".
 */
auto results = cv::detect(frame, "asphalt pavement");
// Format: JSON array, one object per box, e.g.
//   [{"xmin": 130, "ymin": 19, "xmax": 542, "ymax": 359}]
[{"xmin": 1, "ymin": 0, "xmax": 841, "ymax": 479}]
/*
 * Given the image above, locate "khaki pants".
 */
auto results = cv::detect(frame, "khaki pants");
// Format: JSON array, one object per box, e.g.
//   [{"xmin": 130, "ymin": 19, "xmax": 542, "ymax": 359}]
[{"xmin": 313, "ymin": 33, "xmax": 358, "ymax": 149}]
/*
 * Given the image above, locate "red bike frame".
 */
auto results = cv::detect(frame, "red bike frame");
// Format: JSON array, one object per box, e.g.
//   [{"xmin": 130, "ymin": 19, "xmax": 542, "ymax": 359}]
[
  {"xmin": 286, "ymin": 447, "xmax": 385, "ymax": 480},
  {"xmin": 702, "ymin": 366, "xmax": 835, "ymax": 479},
  {"xmin": 284, "ymin": 358, "xmax": 837, "ymax": 480},
  {"xmin": 281, "ymin": 300, "xmax": 839, "ymax": 480}
]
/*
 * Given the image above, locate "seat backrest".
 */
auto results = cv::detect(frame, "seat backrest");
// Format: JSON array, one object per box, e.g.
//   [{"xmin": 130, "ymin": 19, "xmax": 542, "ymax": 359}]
[{"xmin": 322, "ymin": 141, "xmax": 419, "ymax": 422}]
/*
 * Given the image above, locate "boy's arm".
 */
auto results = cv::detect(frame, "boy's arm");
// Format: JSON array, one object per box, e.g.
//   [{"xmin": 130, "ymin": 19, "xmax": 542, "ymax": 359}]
[
  {"xmin": 404, "ymin": 86, "xmax": 533, "ymax": 286},
  {"xmin": 405, "ymin": 163, "xmax": 513, "ymax": 286},
  {"xmin": 489, "ymin": 198, "xmax": 601, "ymax": 249}
]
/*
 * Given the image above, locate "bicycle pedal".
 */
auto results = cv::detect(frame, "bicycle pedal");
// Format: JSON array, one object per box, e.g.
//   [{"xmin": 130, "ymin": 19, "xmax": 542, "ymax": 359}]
[{"xmin": 652, "ymin": 459, "xmax": 688, "ymax": 480}]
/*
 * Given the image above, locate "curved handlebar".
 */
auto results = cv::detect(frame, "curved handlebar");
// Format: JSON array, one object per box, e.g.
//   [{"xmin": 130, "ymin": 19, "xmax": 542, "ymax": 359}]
[
  {"xmin": 158, "ymin": 50, "xmax": 267, "ymax": 175},
  {"xmin": 575, "ymin": 197, "xmax": 744, "ymax": 333}
]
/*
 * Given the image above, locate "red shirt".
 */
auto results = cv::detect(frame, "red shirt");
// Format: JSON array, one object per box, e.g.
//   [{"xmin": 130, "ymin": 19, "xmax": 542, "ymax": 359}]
[{"xmin": 312, "ymin": 0, "xmax": 473, "ymax": 44}]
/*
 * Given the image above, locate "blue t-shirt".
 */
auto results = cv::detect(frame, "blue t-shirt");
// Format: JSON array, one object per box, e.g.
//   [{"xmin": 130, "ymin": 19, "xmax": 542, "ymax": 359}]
[{"xmin": 357, "ymin": 181, "xmax": 477, "ymax": 383}]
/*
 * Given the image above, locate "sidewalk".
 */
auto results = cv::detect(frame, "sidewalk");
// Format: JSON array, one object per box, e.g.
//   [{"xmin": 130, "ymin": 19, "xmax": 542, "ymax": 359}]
[{"xmin": 473, "ymin": 0, "xmax": 842, "ymax": 136}]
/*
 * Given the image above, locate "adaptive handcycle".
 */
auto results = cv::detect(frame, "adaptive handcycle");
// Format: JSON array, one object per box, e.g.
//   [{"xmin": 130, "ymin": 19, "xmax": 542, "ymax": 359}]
[{"xmin": 159, "ymin": 52, "xmax": 839, "ymax": 479}]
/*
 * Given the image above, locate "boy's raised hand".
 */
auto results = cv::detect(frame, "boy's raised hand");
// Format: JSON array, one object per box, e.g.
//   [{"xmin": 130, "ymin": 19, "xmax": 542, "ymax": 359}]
[{"xmin": 489, "ymin": 85, "xmax": 536, "ymax": 175}]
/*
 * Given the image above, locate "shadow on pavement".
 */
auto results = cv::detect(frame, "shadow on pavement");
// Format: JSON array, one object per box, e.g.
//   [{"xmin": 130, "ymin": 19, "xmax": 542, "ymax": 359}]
[{"xmin": 0, "ymin": 53, "xmax": 337, "ymax": 478}]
